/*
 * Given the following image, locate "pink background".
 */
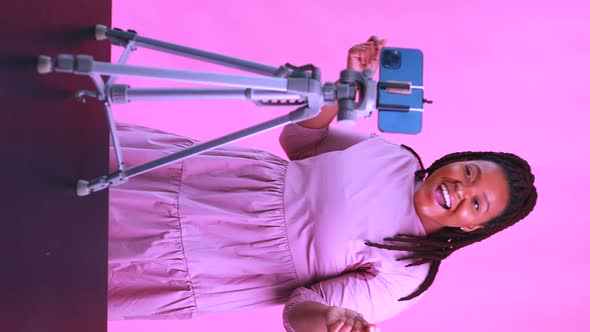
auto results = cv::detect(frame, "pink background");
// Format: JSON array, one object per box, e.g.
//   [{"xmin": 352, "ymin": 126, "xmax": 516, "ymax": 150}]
[{"xmin": 107, "ymin": 0, "xmax": 589, "ymax": 331}]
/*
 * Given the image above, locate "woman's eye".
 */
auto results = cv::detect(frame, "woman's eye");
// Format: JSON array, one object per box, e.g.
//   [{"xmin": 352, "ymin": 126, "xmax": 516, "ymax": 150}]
[
  {"xmin": 465, "ymin": 165, "xmax": 472, "ymax": 179},
  {"xmin": 473, "ymin": 198, "xmax": 480, "ymax": 211}
]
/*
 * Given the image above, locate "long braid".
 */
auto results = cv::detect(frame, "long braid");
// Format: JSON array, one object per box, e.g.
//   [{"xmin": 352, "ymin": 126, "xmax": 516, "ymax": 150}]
[{"xmin": 366, "ymin": 149, "xmax": 538, "ymax": 301}]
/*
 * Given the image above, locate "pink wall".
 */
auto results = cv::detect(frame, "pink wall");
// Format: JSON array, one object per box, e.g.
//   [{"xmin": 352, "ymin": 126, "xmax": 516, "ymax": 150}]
[{"xmin": 107, "ymin": 0, "xmax": 590, "ymax": 331}]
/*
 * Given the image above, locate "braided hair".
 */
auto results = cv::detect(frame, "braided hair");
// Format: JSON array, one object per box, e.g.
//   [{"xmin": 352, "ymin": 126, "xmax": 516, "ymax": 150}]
[{"xmin": 366, "ymin": 145, "xmax": 538, "ymax": 301}]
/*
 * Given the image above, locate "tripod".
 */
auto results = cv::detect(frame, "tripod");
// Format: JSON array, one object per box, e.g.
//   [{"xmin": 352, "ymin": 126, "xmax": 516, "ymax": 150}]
[{"xmin": 36, "ymin": 25, "xmax": 385, "ymax": 196}]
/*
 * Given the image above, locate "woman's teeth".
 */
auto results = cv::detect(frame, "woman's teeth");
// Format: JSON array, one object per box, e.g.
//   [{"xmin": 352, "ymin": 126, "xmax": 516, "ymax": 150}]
[{"xmin": 441, "ymin": 183, "xmax": 452, "ymax": 209}]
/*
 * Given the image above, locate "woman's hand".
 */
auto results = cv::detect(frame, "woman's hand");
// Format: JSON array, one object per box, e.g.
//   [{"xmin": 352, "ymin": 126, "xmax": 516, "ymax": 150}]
[
  {"xmin": 295, "ymin": 36, "xmax": 386, "ymax": 130},
  {"xmin": 347, "ymin": 36, "xmax": 387, "ymax": 75},
  {"xmin": 325, "ymin": 306, "xmax": 381, "ymax": 332}
]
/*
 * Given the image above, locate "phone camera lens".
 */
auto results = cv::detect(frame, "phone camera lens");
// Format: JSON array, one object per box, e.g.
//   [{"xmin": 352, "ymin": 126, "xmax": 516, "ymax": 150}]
[
  {"xmin": 382, "ymin": 50, "xmax": 401, "ymax": 69},
  {"xmin": 382, "ymin": 50, "xmax": 392, "ymax": 66}
]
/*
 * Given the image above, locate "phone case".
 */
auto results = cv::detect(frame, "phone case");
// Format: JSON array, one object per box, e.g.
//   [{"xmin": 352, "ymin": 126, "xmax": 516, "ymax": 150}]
[{"xmin": 377, "ymin": 48, "xmax": 424, "ymax": 134}]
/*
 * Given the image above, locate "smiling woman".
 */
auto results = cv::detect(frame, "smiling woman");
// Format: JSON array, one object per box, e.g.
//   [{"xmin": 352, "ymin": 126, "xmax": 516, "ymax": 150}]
[
  {"xmin": 106, "ymin": 36, "xmax": 538, "ymax": 332},
  {"xmin": 415, "ymin": 160, "xmax": 511, "ymax": 233},
  {"xmin": 366, "ymin": 149, "xmax": 537, "ymax": 303}
]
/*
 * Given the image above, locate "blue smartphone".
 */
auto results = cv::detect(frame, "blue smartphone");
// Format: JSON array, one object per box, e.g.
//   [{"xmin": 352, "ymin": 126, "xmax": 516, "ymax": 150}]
[{"xmin": 377, "ymin": 48, "xmax": 424, "ymax": 134}]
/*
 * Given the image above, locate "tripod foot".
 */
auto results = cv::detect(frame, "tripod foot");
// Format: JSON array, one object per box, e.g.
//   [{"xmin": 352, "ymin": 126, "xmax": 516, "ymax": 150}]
[
  {"xmin": 95, "ymin": 24, "xmax": 108, "ymax": 41},
  {"xmin": 37, "ymin": 55, "xmax": 53, "ymax": 74},
  {"xmin": 76, "ymin": 180, "xmax": 91, "ymax": 196}
]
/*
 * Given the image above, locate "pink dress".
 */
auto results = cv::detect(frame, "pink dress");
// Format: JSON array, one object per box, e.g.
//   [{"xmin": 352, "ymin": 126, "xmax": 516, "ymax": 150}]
[{"xmin": 108, "ymin": 122, "xmax": 429, "ymax": 330}]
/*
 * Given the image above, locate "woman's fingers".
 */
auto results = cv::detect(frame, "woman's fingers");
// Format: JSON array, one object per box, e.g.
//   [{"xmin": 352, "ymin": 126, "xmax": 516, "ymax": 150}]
[
  {"xmin": 350, "ymin": 45, "xmax": 372, "ymax": 63},
  {"xmin": 349, "ymin": 313, "xmax": 379, "ymax": 332},
  {"xmin": 367, "ymin": 35, "xmax": 380, "ymax": 59},
  {"xmin": 352, "ymin": 317, "xmax": 366, "ymax": 331},
  {"xmin": 328, "ymin": 318, "xmax": 353, "ymax": 332},
  {"xmin": 364, "ymin": 324, "xmax": 381, "ymax": 332},
  {"xmin": 328, "ymin": 319, "xmax": 346, "ymax": 332},
  {"xmin": 349, "ymin": 46, "xmax": 376, "ymax": 68},
  {"xmin": 352, "ymin": 42, "xmax": 377, "ymax": 55},
  {"xmin": 350, "ymin": 38, "xmax": 383, "ymax": 63},
  {"xmin": 328, "ymin": 317, "xmax": 367, "ymax": 332},
  {"xmin": 325, "ymin": 306, "xmax": 379, "ymax": 332}
]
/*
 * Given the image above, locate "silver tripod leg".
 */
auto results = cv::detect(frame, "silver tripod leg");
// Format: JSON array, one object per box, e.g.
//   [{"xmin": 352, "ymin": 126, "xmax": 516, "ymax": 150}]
[
  {"xmin": 95, "ymin": 24, "xmax": 289, "ymax": 77},
  {"xmin": 36, "ymin": 25, "xmax": 376, "ymax": 196},
  {"xmin": 76, "ymin": 106, "xmax": 318, "ymax": 196},
  {"xmin": 36, "ymin": 52, "xmax": 323, "ymax": 196},
  {"xmin": 110, "ymin": 86, "xmax": 304, "ymax": 103}
]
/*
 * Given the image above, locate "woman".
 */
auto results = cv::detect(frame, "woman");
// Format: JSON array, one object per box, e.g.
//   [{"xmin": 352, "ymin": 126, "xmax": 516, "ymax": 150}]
[{"xmin": 107, "ymin": 37, "xmax": 537, "ymax": 332}]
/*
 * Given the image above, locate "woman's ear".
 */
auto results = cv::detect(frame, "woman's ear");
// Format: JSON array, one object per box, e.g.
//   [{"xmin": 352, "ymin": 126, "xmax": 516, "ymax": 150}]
[
  {"xmin": 417, "ymin": 169, "xmax": 429, "ymax": 180},
  {"xmin": 460, "ymin": 225, "xmax": 484, "ymax": 232}
]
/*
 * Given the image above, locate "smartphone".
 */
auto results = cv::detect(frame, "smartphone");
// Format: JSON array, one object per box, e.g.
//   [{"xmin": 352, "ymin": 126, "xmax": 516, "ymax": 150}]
[{"xmin": 377, "ymin": 48, "xmax": 424, "ymax": 134}]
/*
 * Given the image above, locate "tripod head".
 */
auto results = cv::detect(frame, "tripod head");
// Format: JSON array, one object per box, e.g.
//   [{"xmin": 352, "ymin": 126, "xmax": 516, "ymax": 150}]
[
  {"xmin": 254, "ymin": 63, "xmax": 377, "ymax": 127},
  {"xmin": 266, "ymin": 47, "xmax": 427, "ymax": 134},
  {"xmin": 328, "ymin": 69, "xmax": 377, "ymax": 126}
]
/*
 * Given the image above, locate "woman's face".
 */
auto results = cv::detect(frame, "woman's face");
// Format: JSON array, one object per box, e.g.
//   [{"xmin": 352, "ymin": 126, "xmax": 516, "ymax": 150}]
[{"xmin": 414, "ymin": 160, "xmax": 510, "ymax": 234}]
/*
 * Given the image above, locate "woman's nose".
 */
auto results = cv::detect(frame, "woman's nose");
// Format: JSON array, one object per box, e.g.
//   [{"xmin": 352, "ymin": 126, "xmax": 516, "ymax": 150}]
[{"xmin": 455, "ymin": 182, "xmax": 473, "ymax": 200}]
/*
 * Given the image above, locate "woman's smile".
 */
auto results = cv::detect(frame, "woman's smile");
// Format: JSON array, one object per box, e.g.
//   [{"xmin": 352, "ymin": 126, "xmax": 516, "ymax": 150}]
[{"xmin": 434, "ymin": 183, "xmax": 452, "ymax": 210}]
